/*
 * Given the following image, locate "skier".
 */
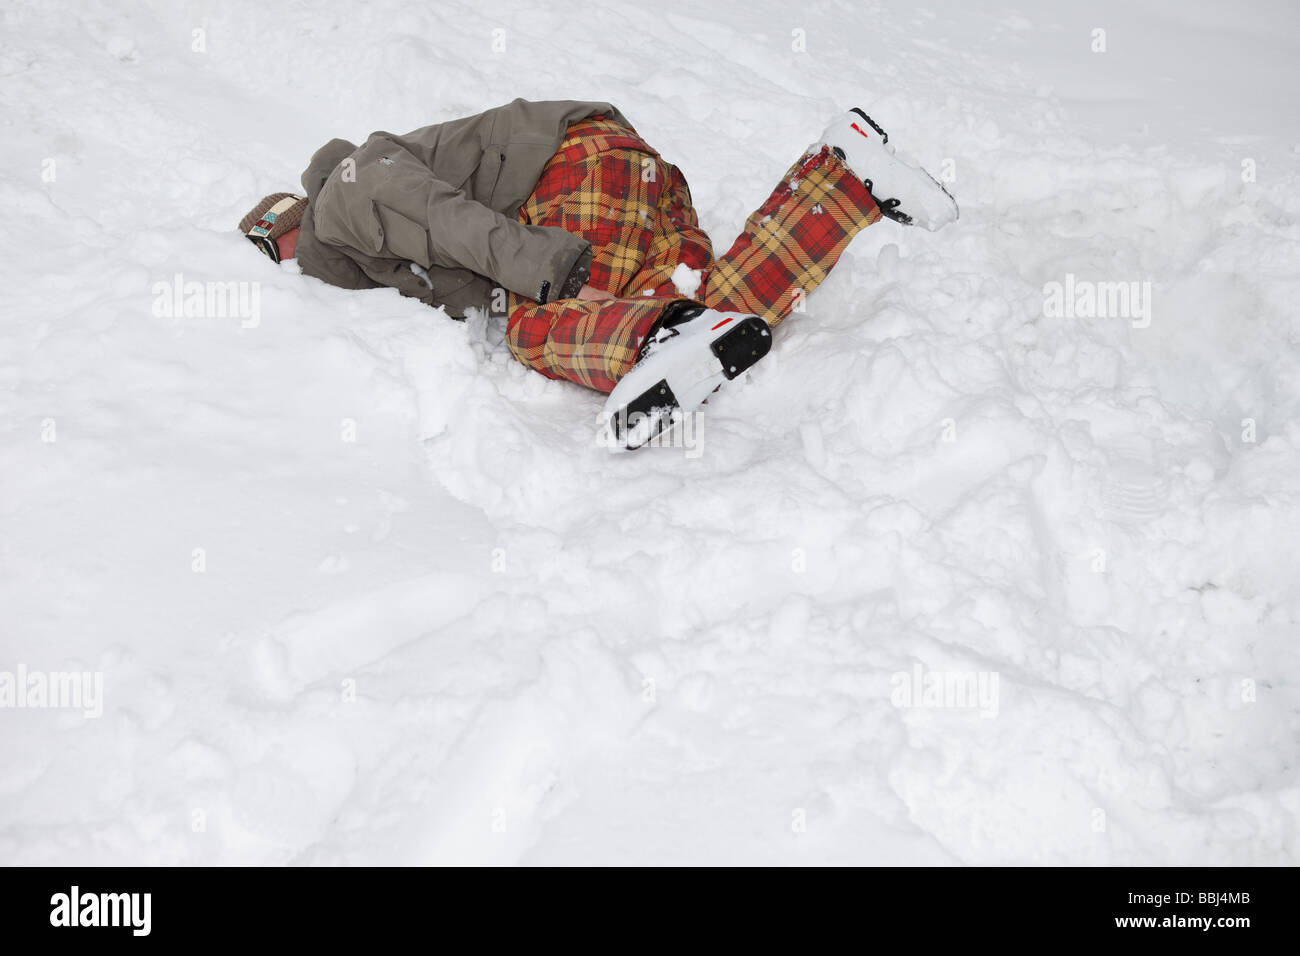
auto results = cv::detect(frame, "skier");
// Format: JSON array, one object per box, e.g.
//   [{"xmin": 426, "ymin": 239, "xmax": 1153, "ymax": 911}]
[{"xmin": 239, "ymin": 99, "xmax": 957, "ymax": 449}]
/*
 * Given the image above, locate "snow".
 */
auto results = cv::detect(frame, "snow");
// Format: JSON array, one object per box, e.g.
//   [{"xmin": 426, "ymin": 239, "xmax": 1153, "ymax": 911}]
[{"xmin": 2, "ymin": 0, "xmax": 1299, "ymax": 864}]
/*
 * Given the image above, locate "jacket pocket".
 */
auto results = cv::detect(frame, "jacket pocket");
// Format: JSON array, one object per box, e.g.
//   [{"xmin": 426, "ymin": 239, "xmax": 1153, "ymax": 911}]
[{"xmin": 487, "ymin": 141, "xmax": 559, "ymax": 214}]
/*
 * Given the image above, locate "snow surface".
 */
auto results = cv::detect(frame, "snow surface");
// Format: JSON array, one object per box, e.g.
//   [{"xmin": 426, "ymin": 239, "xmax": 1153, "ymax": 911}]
[{"xmin": 2, "ymin": 0, "xmax": 1299, "ymax": 864}]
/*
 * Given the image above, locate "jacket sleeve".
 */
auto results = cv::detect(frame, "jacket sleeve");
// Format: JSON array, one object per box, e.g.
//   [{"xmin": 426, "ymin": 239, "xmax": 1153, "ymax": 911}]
[{"xmin": 312, "ymin": 134, "xmax": 590, "ymax": 303}]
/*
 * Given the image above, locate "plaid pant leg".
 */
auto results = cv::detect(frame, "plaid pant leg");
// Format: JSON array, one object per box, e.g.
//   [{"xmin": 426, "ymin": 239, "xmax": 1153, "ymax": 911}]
[
  {"xmin": 506, "ymin": 297, "xmax": 670, "ymax": 393},
  {"xmin": 518, "ymin": 146, "xmax": 660, "ymax": 296},
  {"xmin": 702, "ymin": 146, "xmax": 881, "ymax": 326},
  {"xmin": 505, "ymin": 159, "xmax": 719, "ymax": 394},
  {"xmin": 506, "ymin": 139, "xmax": 718, "ymax": 392},
  {"xmin": 623, "ymin": 161, "xmax": 715, "ymax": 297},
  {"xmin": 506, "ymin": 140, "xmax": 668, "ymax": 390},
  {"xmin": 528, "ymin": 160, "xmax": 719, "ymax": 393}
]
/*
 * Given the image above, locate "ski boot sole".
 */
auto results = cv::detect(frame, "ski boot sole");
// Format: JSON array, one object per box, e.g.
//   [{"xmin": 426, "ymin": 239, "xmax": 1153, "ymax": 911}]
[{"xmin": 609, "ymin": 317, "xmax": 771, "ymax": 450}]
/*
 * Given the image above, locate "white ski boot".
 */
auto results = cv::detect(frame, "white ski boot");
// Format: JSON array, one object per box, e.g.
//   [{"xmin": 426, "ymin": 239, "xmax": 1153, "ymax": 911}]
[
  {"xmin": 602, "ymin": 301, "xmax": 771, "ymax": 451},
  {"xmin": 817, "ymin": 109, "xmax": 958, "ymax": 231}
]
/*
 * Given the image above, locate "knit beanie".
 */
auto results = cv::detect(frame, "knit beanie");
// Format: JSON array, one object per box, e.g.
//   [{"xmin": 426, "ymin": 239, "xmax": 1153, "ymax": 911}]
[{"xmin": 239, "ymin": 193, "xmax": 307, "ymax": 262}]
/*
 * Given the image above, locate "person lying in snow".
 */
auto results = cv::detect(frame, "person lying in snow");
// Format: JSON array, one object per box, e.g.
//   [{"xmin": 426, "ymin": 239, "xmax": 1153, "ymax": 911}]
[{"xmin": 239, "ymin": 99, "xmax": 958, "ymax": 449}]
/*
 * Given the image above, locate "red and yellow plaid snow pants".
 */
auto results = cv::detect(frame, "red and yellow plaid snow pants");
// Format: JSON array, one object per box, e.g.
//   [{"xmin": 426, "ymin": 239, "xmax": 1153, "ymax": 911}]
[{"xmin": 506, "ymin": 117, "xmax": 883, "ymax": 393}]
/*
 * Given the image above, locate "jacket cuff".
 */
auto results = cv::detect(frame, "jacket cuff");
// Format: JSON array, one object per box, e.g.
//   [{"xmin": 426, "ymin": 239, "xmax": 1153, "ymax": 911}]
[
  {"xmin": 539, "ymin": 243, "xmax": 592, "ymax": 304},
  {"xmin": 557, "ymin": 245, "xmax": 592, "ymax": 300}
]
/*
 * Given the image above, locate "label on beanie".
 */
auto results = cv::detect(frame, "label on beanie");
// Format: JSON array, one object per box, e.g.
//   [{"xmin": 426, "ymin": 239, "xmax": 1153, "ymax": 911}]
[
  {"xmin": 250, "ymin": 212, "xmax": 281, "ymax": 237},
  {"xmin": 247, "ymin": 195, "xmax": 304, "ymax": 239}
]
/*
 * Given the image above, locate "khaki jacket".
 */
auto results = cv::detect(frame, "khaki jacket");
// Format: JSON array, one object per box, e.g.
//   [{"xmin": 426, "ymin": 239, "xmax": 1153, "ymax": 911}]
[{"xmin": 296, "ymin": 99, "xmax": 629, "ymax": 316}]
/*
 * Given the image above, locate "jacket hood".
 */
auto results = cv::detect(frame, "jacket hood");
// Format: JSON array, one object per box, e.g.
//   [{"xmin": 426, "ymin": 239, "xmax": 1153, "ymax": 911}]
[
  {"xmin": 296, "ymin": 137, "xmax": 379, "ymax": 292},
  {"xmin": 302, "ymin": 138, "xmax": 358, "ymax": 204}
]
